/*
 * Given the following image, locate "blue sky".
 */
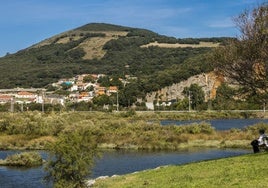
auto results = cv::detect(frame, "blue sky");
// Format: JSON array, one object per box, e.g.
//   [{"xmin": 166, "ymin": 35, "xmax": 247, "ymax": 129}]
[{"xmin": 0, "ymin": 0, "xmax": 266, "ymax": 57}]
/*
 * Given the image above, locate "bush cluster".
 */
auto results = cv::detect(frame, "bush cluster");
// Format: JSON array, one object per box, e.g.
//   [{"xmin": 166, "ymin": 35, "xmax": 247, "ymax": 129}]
[{"xmin": 0, "ymin": 112, "xmax": 67, "ymax": 136}]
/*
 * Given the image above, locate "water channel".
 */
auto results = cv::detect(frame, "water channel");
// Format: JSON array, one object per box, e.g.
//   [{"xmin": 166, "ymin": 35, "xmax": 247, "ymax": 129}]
[{"xmin": 1, "ymin": 118, "xmax": 264, "ymax": 187}]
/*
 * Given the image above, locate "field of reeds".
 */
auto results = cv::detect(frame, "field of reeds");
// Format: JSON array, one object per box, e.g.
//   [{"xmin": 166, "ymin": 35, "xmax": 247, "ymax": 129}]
[{"xmin": 0, "ymin": 111, "xmax": 267, "ymax": 150}]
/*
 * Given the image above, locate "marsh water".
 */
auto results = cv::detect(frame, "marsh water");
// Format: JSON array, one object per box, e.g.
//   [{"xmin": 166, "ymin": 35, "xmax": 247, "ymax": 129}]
[{"xmin": 0, "ymin": 118, "xmax": 263, "ymax": 188}]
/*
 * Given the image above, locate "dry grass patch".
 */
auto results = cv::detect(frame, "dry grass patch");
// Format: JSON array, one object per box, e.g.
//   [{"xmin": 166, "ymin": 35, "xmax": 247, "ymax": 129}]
[
  {"xmin": 56, "ymin": 36, "xmax": 82, "ymax": 44},
  {"xmin": 0, "ymin": 134, "xmax": 55, "ymax": 150},
  {"xmin": 0, "ymin": 134, "xmax": 29, "ymax": 149},
  {"xmin": 78, "ymin": 37, "xmax": 110, "ymax": 59},
  {"xmin": 221, "ymin": 140, "xmax": 250, "ymax": 148},
  {"xmin": 78, "ymin": 31, "xmax": 128, "ymax": 60},
  {"xmin": 27, "ymin": 136, "xmax": 56, "ymax": 149},
  {"xmin": 141, "ymin": 41, "xmax": 220, "ymax": 48}
]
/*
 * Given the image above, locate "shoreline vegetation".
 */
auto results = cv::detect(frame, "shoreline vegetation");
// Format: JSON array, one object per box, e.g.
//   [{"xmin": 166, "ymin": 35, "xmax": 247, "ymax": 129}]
[{"xmin": 0, "ymin": 111, "xmax": 267, "ymax": 151}]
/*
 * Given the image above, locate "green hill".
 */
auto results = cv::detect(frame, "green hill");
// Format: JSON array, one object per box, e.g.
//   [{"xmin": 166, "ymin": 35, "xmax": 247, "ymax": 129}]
[{"xmin": 0, "ymin": 23, "xmax": 228, "ymax": 94}]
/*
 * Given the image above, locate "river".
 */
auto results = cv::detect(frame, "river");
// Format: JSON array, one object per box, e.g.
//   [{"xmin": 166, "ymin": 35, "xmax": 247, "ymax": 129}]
[
  {"xmin": 0, "ymin": 118, "xmax": 263, "ymax": 188},
  {"xmin": 161, "ymin": 118, "xmax": 268, "ymax": 130},
  {"xmin": 0, "ymin": 148, "xmax": 251, "ymax": 188}
]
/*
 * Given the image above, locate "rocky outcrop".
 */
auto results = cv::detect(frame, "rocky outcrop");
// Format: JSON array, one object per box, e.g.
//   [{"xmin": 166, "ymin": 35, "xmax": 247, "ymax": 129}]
[{"xmin": 146, "ymin": 71, "xmax": 224, "ymax": 103}]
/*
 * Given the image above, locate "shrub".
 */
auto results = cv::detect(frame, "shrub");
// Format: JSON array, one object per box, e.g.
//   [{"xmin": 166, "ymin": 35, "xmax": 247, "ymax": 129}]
[{"xmin": 44, "ymin": 129, "xmax": 99, "ymax": 187}]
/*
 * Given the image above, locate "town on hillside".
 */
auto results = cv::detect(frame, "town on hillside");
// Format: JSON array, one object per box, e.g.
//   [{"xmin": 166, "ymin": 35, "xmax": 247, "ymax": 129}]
[
  {"xmin": 0, "ymin": 74, "xmax": 125, "ymax": 109},
  {"xmin": 0, "ymin": 71, "xmax": 225, "ymax": 112}
]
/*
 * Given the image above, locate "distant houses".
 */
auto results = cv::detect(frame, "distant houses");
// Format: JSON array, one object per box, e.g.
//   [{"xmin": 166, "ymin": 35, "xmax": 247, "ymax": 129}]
[
  {"xmin": 0, "ymin": 89, "xmax": 44, "ymax": 104},
  {"xmin": 16, "ymin": 91, "xmax": 37, "ymax": 103},
  {"xmin": 0, "ymin": 74, "xmax": 121, "ymax": 106},
  {"xmin": 0, "ymin": 95, "xmax": 12, "ymax": 104}
]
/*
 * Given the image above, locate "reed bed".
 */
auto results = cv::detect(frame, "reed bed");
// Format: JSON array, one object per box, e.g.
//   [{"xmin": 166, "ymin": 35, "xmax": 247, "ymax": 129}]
[{"xmin": 0, "ymin": 111, "xmax": 266, "ymax": 150}]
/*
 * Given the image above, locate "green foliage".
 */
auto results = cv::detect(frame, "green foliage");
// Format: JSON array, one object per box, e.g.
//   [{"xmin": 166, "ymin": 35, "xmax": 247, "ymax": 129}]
[
  {"xmin": 173, "ymin": 98, "xmax": 189, "ymax": 111},
  {"xmin": 1, "ymin": 111, "xmax": 67, "ymax": 136},
  {"xmin": 119, "ymin": 83, "xmax": 142, "ymax": 107},
  {"xmin": 97, "ymin": 75, "xmax": 123, "ymax": 88},
  {"xmin": 68, "ymin": 48, "xmax": 86, "ymax": 60},
  {"xmin": 172, "ymin": 122, "xmax": 215, "ymax": 134},
  {"xmin": 183, "ymin": 83, "xmax": 205, "ymax": 110},
  {"xmin": 83, "ymin": 75, "xmax": 95, "ymax": 83},
  {"xmin": 67, "ymin": 101, "xmax": 93, "ymax": 111},
  {"xmin": 213, "ymin": 4, "xmax": 268, "ymax": 99},
  {"xmin": 244, "ymin": 123, "xmax": 268, "ymax": 135},
  {"xmin": 212, "ymin": 83, "xmax": 237, "ymax": 110},
  {"xmin": 92, "ymin": 95, "xmax": 111, "ymax": 106},
  {"xmin": 119, "ymin": 109, "xmax": 136, "ymax": 117},
  {"xmin": 211, "ymin": 83, "xmax": 264, "ymax": 110},
  {"xmin": 77, "ymin": 23, "xmax": 132, "ymax": 32},
  {"xmin": 44, "ymin": 129, "xmax": 99, "ymax": 188}
]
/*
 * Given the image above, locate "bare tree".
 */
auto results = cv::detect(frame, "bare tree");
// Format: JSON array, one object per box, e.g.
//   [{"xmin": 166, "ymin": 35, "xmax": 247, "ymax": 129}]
[{"xmin": 213, "ymin": 3, "xmax": 268, "ymax": 98}]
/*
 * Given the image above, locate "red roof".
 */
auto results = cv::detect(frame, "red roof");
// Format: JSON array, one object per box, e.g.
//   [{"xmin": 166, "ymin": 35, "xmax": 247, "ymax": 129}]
[
  {"xmin": 0, "ymin": 95, "xmax": 12, "ymax": 99},
  {"xmin": 17, "ymin": 91, "xmax": 34, "ymax": 96}
]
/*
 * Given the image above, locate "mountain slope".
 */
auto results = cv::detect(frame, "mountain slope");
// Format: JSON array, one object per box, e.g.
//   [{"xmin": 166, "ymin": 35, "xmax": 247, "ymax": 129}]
[{"xmin": 0, "ymin": 23, "xmax": 227, "ymax": 92}]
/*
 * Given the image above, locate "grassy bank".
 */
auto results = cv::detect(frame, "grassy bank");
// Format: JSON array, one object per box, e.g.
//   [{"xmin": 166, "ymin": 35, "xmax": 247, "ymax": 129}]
[{"xmin": 92, "ymin": 152, "xmax": 268, "ymax": 187}]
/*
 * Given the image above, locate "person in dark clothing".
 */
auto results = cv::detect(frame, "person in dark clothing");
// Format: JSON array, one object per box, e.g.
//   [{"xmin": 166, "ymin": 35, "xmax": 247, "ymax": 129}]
[
  {"xmin": 251, "ymin": 129, "xmax": 268, "ymax": 153},
  {"xmin": 251, "ymin": 139, "xmax": 260, "ymax": 153}
]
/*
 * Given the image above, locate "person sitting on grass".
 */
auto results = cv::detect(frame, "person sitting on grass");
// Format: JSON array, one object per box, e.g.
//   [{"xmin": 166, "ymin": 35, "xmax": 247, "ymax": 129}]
[
  {"xmin": 258, "ymin": 129, "xmax": 268, "ymax": 147},
  {"xmin": 251, "ymin": 129, "xmax": 268, "ymax": 153}
]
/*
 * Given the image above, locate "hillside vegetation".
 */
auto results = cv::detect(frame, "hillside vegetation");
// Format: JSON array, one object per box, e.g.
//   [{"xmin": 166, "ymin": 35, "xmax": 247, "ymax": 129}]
[{"xmin": 0, "ymin": 23, "xmax": 229, "ymax": 95}]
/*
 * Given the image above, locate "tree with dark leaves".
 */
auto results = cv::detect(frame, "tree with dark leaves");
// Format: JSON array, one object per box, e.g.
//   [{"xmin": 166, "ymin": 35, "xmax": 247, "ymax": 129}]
[{"xmin": 213, "ymin": 4, "xmax": 268, "ymax": 100}]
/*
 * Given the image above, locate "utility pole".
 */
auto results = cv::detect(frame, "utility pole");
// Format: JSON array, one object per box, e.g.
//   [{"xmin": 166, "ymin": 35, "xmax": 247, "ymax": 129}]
[
  {"xmin": 188, "ymin": 91, "xmax": 191, "ymax": 112},
  {"xmin": 263, "ymin": 102, "xmax": 266, "ymax": 117},
  {"xmin": 116, "ymin": 91, "xmax": 119, "ymax": 111},
  {"xmin": 10, "ymin": 97, "xmax": 14, "ymax": 113},
  {"xmin": 207, "ymin": 90, "xmax": 211, "ymax": 111},
  {"xmin": 41, "ymin": 90, "xmax": 45, "ymax": 113}
]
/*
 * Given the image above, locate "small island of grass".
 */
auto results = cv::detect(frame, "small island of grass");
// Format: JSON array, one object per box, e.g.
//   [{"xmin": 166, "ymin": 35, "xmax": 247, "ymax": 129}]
[{"xmin": 0, "ymin": 151, "xmax": 43, "ymax": 167}]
